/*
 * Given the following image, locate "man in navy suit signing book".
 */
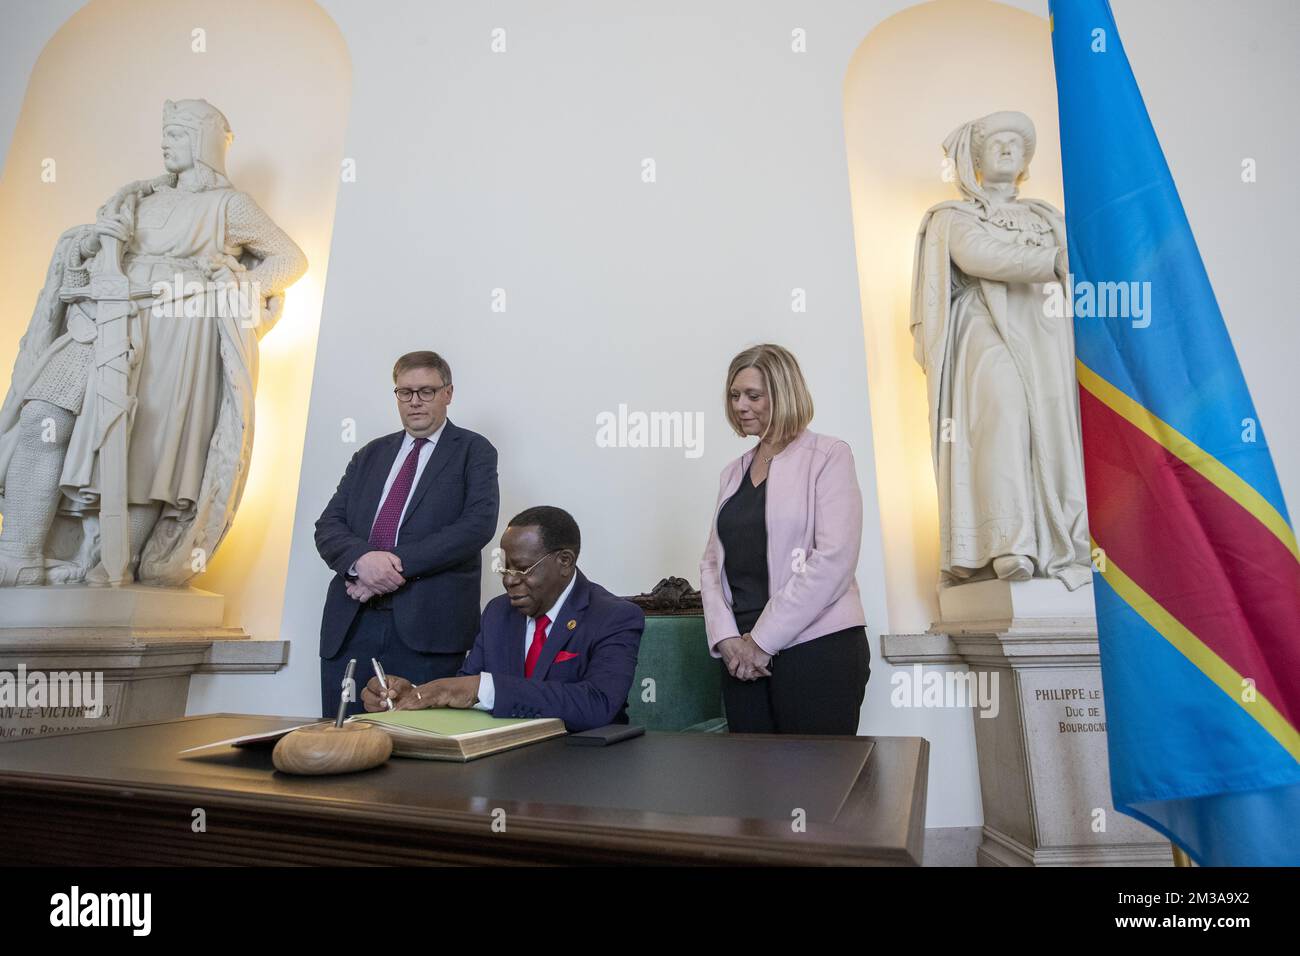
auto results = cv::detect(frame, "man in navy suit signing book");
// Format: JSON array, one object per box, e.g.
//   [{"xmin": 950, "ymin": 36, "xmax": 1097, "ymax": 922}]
[
  {"xmin": 362, "ymin": 506, "xmax": 644, "ymax": 732},
  {"xmin": 315, "ymin": 351, "xmax": 499, "ymax": 718}
]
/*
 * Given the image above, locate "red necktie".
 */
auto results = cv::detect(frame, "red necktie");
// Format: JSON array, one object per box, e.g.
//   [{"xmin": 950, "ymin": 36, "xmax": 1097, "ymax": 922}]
[
  {"xmin": 524, "ymin": 615, "xmax": 551, "ymax": 678},
  {"xmin": 369, "ymin": 437, "xmax": 428, "ymax": 550}
]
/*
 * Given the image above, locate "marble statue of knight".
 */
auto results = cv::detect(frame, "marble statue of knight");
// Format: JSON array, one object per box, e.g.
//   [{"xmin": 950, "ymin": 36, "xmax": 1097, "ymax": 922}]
[
  {"xmin": 910, "ymin": 111, "xmax": 1092, "ymax": 592},
  {"xmin": 0, "ymin": 99, "xmax": 307, "ymax": 587}
]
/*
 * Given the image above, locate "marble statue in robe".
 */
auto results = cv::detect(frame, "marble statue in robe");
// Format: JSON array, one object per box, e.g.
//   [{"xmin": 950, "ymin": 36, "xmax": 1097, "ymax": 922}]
[
  {"xmin": 910, "ymin": 110, "xmax": 1091, "ymax": 591},
  {"xmin": 0, "ymin": 99, "xmax": 307, "ymax": 586}
]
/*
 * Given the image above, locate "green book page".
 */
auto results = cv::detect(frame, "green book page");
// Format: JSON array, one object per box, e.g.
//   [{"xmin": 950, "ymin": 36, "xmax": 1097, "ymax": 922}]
[{"xmin": 350, "ymin": 709, "xmax": 536, "ymax": 737}]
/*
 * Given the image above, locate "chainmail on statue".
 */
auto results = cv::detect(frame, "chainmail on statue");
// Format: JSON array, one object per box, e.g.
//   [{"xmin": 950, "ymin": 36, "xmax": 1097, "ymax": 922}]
[{"xmin": 0, "ymin": 403, "xmax": 74, "ymax": 584}]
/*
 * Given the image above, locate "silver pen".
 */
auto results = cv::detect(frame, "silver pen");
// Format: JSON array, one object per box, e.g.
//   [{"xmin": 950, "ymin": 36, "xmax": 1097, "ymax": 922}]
[{"xmin": 371, "ymin": 657, "xmax": 395, "ymax": 711}]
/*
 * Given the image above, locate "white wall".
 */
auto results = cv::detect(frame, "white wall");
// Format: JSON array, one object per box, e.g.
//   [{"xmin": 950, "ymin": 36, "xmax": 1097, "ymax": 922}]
[
  {"xmin": 2, "ymin": 0, "xmax": 1295, "ymax": 830},
  {"xmin": 192, "ymin": 0, "xmax": 901, "ymax": 737}
]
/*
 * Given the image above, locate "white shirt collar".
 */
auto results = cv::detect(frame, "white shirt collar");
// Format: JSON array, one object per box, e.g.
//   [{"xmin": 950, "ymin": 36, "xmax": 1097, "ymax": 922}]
[
  {"xmin": 403, "ymin": 419, "xmax": 447, "ymax": 447},
  {"xmin": 531, "ymin": 572, "xmax": 577, "ymax": 627}
]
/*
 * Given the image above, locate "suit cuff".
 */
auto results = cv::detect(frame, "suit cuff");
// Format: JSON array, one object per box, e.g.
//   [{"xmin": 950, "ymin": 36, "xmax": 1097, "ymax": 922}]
[
  {"xmin": 474, "ymin": 672, "xmax": 494, "ymax": 711},
  {"xmin": 339, "ymin": 542, "xmax": 372, "ymax": 579}
]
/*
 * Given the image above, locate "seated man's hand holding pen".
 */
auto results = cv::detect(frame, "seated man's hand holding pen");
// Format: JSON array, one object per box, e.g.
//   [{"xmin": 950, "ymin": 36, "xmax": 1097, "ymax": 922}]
[{"xmin": 361, "ymin": 675, "xmax": 482, "ymax": 712}]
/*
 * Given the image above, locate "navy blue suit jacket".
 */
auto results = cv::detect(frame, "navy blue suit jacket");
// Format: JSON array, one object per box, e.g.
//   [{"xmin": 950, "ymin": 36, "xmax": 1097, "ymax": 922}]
[
  {"xmin": 315, "ymin": 420, "xmax": 499, "ymax": 658},
  {"xmin": 459, "ymin": 570, "xmax": 644, "ymax": 732}
]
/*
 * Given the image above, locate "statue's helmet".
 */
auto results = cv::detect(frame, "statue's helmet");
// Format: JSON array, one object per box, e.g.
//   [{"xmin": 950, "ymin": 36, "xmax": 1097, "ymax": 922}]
[{"xmin": 162, "ymin": 99, "xmax": 233, "ymax": 177}]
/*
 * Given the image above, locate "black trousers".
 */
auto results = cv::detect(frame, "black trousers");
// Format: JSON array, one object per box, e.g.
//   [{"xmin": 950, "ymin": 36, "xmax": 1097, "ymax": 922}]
[
  {"xmin": 721, "ymin": 625, "xmax": 870, "ymax": 735},
  {"xmin": 320, "ymin": 605, "xmax": 464, "ymax": 718}
]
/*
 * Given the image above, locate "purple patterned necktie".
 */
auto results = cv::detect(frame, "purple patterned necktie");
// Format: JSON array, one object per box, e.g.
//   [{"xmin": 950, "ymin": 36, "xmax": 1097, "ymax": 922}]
[{"xmin": 369, "ymin": 437, "xmax": 428, "ymax": 550}]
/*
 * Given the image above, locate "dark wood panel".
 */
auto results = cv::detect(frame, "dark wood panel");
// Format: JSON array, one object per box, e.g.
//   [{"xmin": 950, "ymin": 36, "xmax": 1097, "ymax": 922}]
[{"xmin": 0, "ymin": 714, "xmax": 928, "ymax": 865}]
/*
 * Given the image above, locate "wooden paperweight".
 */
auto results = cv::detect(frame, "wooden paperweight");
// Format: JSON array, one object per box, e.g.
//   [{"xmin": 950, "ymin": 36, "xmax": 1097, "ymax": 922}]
[{"xmin": 272, "ymin": 721, "xmax": 393, "ymax": 776}]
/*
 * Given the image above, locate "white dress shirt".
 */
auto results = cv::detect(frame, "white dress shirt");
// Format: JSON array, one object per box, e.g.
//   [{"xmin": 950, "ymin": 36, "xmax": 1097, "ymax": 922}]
[
  {"xmin": 475, "ymin": 573, "xmax": 577, "ymax": 711},
  {"xmin": 348, "ymin": 421, "xmax": 446, "ymax": 576}
]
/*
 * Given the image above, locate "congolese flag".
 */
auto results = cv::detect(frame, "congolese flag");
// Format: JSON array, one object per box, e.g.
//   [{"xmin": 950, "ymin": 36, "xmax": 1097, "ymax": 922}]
[{"xmin": 1049, "ymin": 0, "xmax": 1300, "ymax": 865}]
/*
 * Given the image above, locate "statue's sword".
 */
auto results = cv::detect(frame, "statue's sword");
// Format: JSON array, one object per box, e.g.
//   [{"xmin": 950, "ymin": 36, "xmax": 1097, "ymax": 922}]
[
  {"xmin": 88, "ymin": 215, "xmax": 150, "ymax": 587},
  {"xmin": 89, "ymin": 232, "xmax": 133, "ymax": 587}
]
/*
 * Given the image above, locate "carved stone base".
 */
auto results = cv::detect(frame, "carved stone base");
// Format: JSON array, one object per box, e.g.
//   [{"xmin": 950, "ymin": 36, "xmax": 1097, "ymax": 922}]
[
  {"xmin": 886, "ymin": 578, "xmax": 1172, "ymax": 867},
  {"xmin": 938, "ymin": 576, "xmax": 1095, "ymax": 627},
  {"xmin": 0, "ymin": 586, "xmax": 287, "ymax": 741},
  {"xmin": 977, "ymin": 823, "xmax": 1172, "ymax": 867},
  {"xmin": 0, "ymin": 583, "xmax": 225, "ymax": 630}
]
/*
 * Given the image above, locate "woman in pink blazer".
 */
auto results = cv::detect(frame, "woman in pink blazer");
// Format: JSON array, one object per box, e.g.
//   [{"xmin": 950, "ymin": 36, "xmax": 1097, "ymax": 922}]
[{"xmin": 700, "ymin": 344, "xmax": 870, "ymax": 734}]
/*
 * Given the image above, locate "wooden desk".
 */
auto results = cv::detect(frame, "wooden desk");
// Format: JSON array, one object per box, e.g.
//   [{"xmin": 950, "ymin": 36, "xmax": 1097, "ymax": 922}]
[{"xmin": 0, "ymin": 714, "xmax": 928, "ymax": 865}]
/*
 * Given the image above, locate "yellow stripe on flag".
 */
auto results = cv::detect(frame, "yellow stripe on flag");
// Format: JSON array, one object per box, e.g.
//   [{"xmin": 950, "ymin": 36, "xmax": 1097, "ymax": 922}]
[
  {"xmin": 1077, "ymin": 360, "xmax": 1299, "ymax": 562},
  {"xmin": 1095, "ymin": 541, "xmax": 1300, "ymax": 763}
]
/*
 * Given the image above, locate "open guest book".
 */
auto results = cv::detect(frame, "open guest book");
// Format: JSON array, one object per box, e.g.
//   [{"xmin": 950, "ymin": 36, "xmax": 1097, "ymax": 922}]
[
  {"xmin": 350, "ymin": 710, "xmax": 566, "ymax": 761},
  {"xmin": 179, "ymin": 710, "xmax": 567, "ymax": 762}
]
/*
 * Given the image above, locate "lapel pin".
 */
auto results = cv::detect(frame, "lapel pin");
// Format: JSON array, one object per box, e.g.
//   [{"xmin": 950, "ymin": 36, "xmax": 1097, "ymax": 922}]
[{"xmin": 567, "ymin": 620, "xmax": 577, "ymax": 630}]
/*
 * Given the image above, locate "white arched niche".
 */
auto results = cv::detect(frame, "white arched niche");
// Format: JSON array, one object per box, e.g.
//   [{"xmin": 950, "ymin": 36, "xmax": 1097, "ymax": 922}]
[
  {"xmin": 0, "ymin": 0, "xmax": 351, "ymax": 642},
  {"xmin": 843, "ymin": 0, "xmax": 1063, "ymax": 634}
]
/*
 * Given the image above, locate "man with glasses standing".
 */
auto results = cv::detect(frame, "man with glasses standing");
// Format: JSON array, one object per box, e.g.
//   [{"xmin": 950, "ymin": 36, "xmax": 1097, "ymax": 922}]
[
  {"xmin": 315, "ymin": 351, "xmax": 499, "ymax": 717},
  {"xmin": 360, "ymin": 506, "xmax": 644, "ymax": 732}
]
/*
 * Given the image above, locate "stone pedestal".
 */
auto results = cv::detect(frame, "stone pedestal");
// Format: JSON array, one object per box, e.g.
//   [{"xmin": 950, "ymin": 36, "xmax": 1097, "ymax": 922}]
[
  {"xmin": 0, "ymin": 585, "xmax": 287, "ymax": 741},
  {"xmin": 884, "ymin": 578, "xmax": 1171, "ymax": 866}
]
